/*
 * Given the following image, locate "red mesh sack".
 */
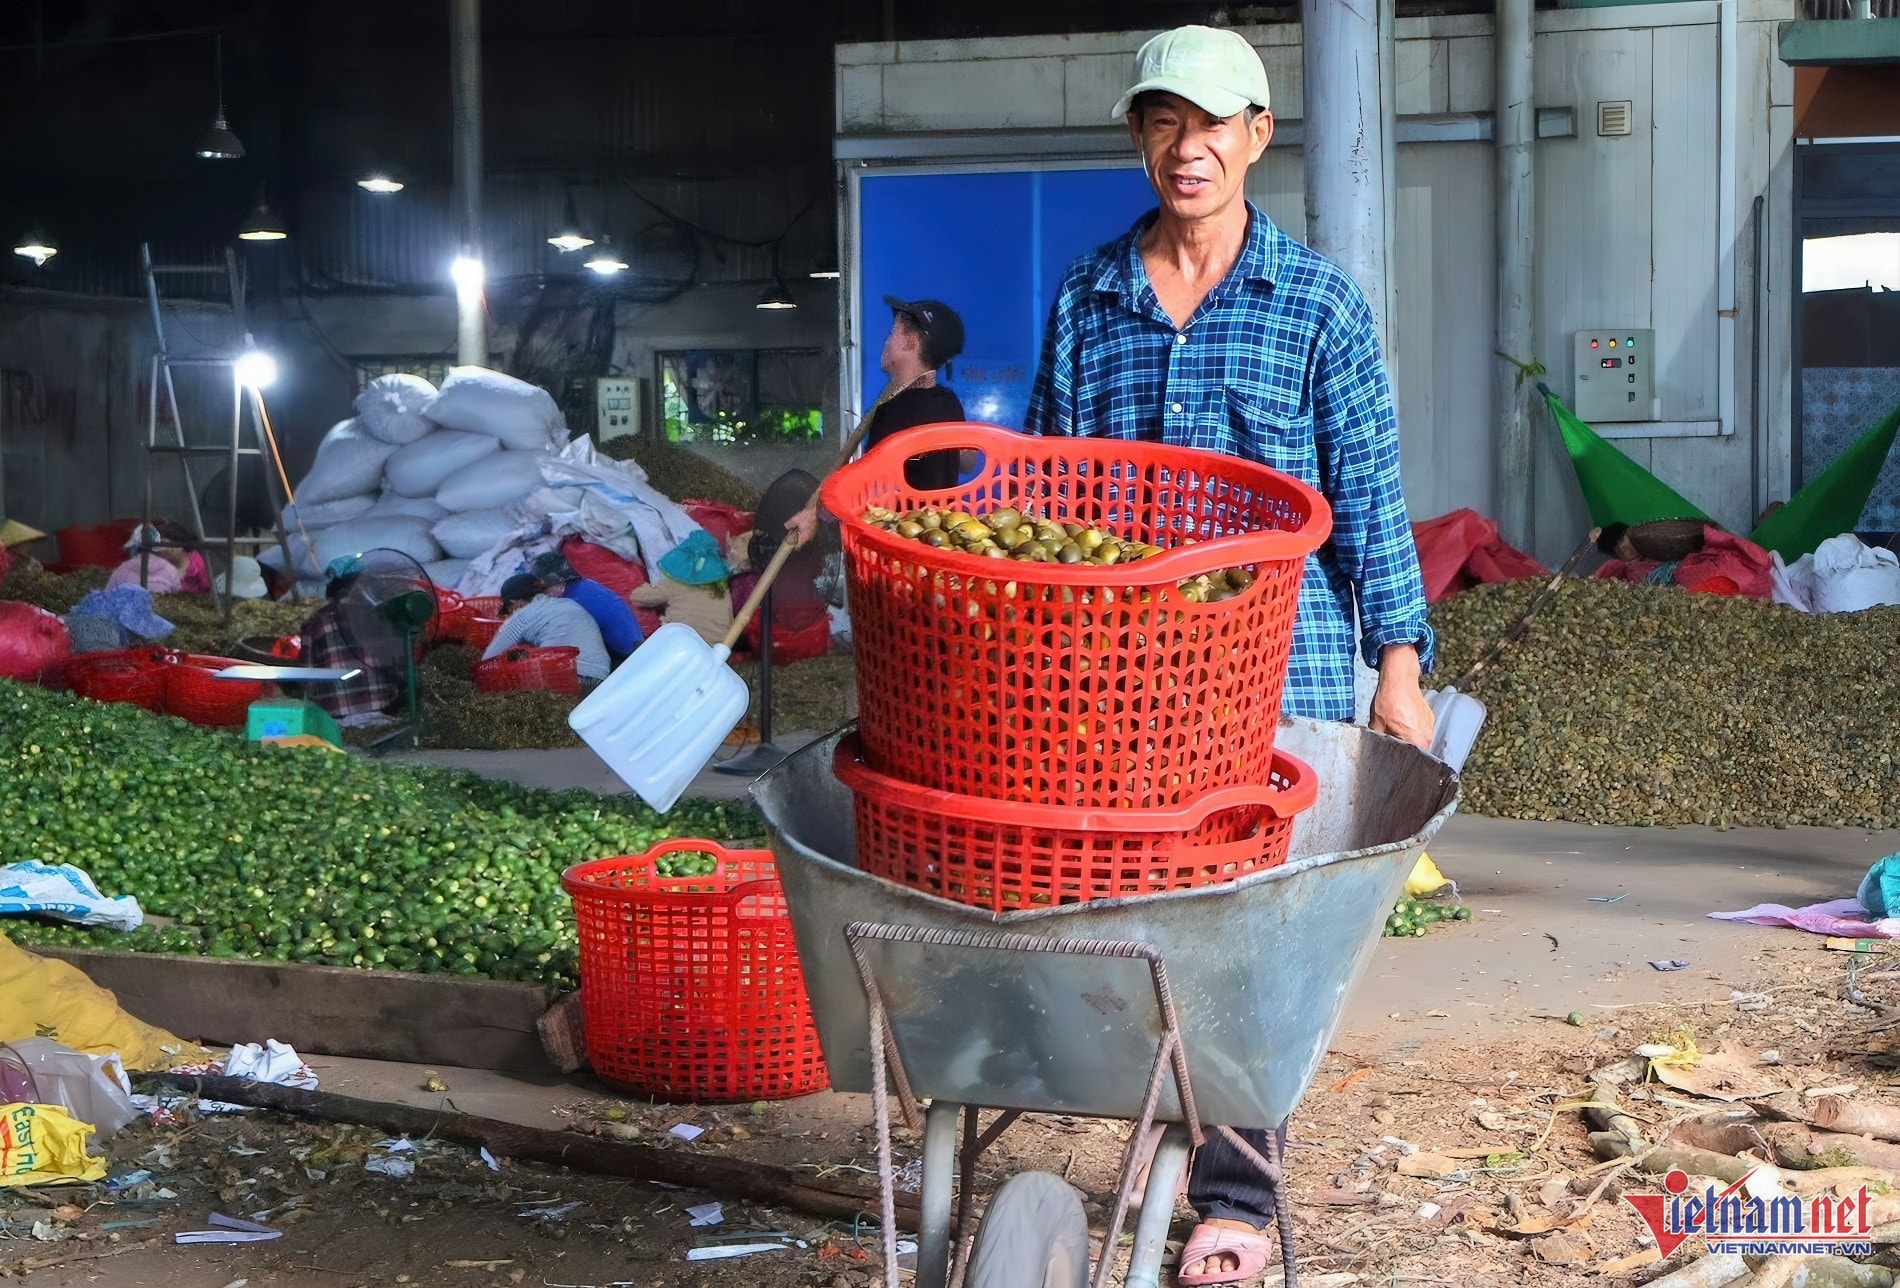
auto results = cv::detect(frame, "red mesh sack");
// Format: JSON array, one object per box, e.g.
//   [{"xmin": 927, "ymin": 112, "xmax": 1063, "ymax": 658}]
[
  {"xmin": 561, "ymin": 538, "xmax": 649, "ymax": 596},
  {"xmin": 681, "ymin": 500, "xmax": 754, "ymax": 547},
  {"xmin": 163, "ymin": 654, "xmax": 271, "ymax": 726},
  {"xmin": 0, "ymin": 603, "xmax": 71, "ymax": 683}
]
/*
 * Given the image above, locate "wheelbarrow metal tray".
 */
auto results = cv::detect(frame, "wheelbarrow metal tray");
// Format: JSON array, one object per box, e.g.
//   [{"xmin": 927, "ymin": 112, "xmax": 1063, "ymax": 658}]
[{"xmin": 753, "ymin": 718, "xmax": 1459, "ymax": 1132}]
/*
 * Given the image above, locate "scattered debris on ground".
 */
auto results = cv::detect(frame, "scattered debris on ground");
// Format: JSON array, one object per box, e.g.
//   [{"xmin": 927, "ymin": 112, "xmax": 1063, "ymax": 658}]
[{"xmin": 1431, "ymin": 579, "xmax": 1900, "ymax": 827}]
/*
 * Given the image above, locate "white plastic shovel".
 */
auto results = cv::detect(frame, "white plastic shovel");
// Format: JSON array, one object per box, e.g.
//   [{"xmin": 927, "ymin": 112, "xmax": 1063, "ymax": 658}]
[
  {"xmin": 568, "ymin": 539, "xmax": 803, "ymax": 812},
  {"xmin": 570, "ymin": 374, "xmax": 925, "ymax": 812}
]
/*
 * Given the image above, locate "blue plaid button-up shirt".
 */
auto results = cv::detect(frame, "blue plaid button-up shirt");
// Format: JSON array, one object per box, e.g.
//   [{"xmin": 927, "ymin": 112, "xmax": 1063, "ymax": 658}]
[{"xmin": 1025, "ymin": 203, "xmax": 1433, "ymax": 721}]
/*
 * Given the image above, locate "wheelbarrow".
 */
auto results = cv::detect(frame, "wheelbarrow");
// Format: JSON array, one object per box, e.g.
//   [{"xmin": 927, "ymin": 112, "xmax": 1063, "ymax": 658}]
[{"xmin": 753, "ymin": 718, "xmax": 1459, "ymax": 1288}]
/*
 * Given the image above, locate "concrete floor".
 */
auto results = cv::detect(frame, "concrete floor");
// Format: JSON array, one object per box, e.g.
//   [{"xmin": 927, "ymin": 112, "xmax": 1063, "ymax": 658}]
[
  {"xmin": 394, "ymin": 731, "xmax": 822, "ymax": 802},
  {"xmin": 343, "ymin": 740, "xmax": 1900, "ymax": 1119}
]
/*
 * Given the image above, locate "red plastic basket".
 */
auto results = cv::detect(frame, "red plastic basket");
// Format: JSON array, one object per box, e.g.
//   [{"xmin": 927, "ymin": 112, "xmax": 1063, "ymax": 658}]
[
  {"xmin": 443, "ymin": 595, "xmax": 504, "ymax": 649},
  {"xmin": 62, "ymin": 651, "xmax": 166, "ymax": 711},
  {"xmin": 836, "ymin": 733, "xmax": 1316, "ymax": 913},
  {"xmin": 162, "ymin": 653, "xmax": 271, "ymax": 726},
  {"xmin": 473, "ymin": 646, "xmax": 581, "ymax": 695},
  {"xmin": 820, "ymin": 423, "xmax": 1333, "ymax": 810},
  {"xmin": 560, "ymin": 840, "xmax": 829, "ymax": 1101}
]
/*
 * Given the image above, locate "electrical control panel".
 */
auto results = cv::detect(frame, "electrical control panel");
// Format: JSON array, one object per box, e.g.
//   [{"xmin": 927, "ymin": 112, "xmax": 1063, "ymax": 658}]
[
  {"xmin": 596, "ymin": 377, "xmax": 638, "ymax": 439},
  {"xmin": 1573, "ymin": 329, "xmax": 1657, "ymax": 423}
]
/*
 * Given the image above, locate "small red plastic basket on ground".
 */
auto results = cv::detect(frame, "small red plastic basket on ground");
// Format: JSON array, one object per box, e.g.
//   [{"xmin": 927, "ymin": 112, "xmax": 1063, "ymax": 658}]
[
  {"xmin": 163, "ymin": 653, "xmax": 270, "ymax": 726},
  {"xmin": 819, "ymin": 424, "xmax": 1332, "ymax": 810},
  {"xmin": 835, "ymin": 733, "xmax": 1316, "ymax": 913},
  {"xmin": 561, "ymin": 840, "xmax": 829, "ymax": 1101},
  {"xmin": 62, "ymin": 651, "xmax": 166, "ymax": 711},
  {"xmin": 473, "ymin": 646, "xmax": 581, "ymax": 695}
]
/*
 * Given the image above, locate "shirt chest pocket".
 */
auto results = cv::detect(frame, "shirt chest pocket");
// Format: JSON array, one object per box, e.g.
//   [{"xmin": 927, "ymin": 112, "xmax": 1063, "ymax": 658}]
[{"xmin": 1222, "ymin": 386, "xmax": 1314, "ymax": 472}]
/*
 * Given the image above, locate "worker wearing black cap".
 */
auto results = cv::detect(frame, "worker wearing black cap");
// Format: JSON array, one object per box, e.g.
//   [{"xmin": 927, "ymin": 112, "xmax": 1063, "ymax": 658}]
[
  {"xmin": 783, "ymin": 296, "xmax": 969, "ymax": 551},
  {"xmin": 870, "ymin": 296, "xmax": 966, "ymax": 490}
]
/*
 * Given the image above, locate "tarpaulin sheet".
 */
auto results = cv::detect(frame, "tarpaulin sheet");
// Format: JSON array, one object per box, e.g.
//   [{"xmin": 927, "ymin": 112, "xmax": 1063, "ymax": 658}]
[{"xmin": 1411, "ymin": 509, "xmax": 1549, "ymax": 603}]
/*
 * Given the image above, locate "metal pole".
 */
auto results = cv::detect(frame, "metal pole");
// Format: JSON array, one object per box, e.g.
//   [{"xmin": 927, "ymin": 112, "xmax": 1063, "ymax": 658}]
[
  {"xmin": 1493, "ymin": 0, "xmax": 1536, "ymax": 551},
  {"xmin": 1378, "ymin": 0, "xmax": 1399, "ymax": 362},
  {"xmin": 450, "ymin": 0, "xmax": 486, "ymax": 367},
  {"xmin": 1302, "ymin": 0, "xmax": 1391, "ymax": 341}
]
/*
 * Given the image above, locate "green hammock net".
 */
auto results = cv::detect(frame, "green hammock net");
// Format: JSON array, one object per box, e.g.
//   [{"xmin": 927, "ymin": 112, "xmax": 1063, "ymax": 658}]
[
  {"xmin": 1538, "ymin": 385, "xmax": 1707, "ymax": 528},
  {"xmin": 1541, "ymin": 385, "xmax": 1900, "ymax": 559}
]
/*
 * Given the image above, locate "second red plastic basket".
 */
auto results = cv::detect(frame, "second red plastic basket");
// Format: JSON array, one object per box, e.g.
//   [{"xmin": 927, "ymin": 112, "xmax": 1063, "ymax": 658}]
[
  {"xmin": 834, "ymin": 732, "xmax": 1316, "ymax": 913},
  {"xmin": 820, "ymin": 424, "xmax": 1332, "ymax": 810},
  {"xmin": 473, "ymin": 646, "xmax": 581, "ymax": 695},
  {"xmin": 561, "ymin": 840, "xmax": 829, "ymax": 1102}
]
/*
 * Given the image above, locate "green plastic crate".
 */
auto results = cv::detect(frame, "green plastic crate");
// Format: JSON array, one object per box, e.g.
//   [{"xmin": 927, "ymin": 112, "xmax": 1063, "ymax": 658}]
[{"xmin": 246, "ymin": 698, "xmax": 341, "ymax": 747}]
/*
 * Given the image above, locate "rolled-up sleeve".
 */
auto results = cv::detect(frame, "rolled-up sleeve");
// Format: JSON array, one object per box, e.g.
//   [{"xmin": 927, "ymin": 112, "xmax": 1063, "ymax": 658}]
[{"xmin": 1312, "ymin": 289, "xmax": 1435, "ymax": 673}]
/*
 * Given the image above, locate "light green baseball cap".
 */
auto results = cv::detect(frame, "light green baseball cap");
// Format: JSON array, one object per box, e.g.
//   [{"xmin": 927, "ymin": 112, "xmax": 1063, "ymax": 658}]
[{"xmin": 1111, "ymin": 25, "xmax": 1272, "ymax": 121}]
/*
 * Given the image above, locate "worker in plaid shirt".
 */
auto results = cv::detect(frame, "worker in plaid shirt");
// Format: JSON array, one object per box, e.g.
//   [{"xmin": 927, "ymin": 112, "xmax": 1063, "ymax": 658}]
[
  {"xmin": 1026, "ymin": 26, "xmax": 1435, "ymax": 1286},
  {"xmin": 298, "ymin": 556, "xmax": 401, "ymax": 723}
]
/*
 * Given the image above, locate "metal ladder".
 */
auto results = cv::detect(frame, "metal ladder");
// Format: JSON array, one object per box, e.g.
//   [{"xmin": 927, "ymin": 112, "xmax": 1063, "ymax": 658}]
[{"xmin": 139, "ymin": 242, "xmax": 294, "ymax": 615}]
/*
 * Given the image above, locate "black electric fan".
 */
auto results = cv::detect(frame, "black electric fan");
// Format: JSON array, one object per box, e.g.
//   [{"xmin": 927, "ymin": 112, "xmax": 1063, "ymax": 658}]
[
  {"xmin": 715, "ymin": 468, "xmax": 830, "ymax": 777},
  {"xmin": 335, "ymin": 547, "xmax": 438, "ymax": 748}
]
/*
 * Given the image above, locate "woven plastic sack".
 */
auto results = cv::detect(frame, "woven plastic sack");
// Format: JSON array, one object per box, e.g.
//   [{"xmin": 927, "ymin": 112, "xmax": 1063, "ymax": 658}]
[
  {"xmin": 421, "ymin": 366, "xmax": 564, "ymax": 451},
  {"xmin": 432, "ymin": 508, "xmax": 517, "ymax": 559},
  {"xmin": 0, "ymin": 932, "xmax": 193, "ymax": 1068},
  {"xmin": 435, "ymin": 449, "xmax": 547, "ymax": 513},
  {"xmin": 0, "ymin": 603, "xmax": 69, "ymax": 682},
  {"xmin": 385, "ymin": 430, "xmax": 501, "ymax": 498},
  {"xmin": 298, "ymin": 419, "xmax": 399, "ymax": 506},
  {"xmin": 310, "ymin": 516, "xmax": 442, "ymax": 570},
  {"xmin": 283, "ymin": 493, "xmax": 376, "ymax": 531},
  {"xmin": 353, "ymin": 373, "xmax": 438, "ymax": 446},
  {"xmin": 362, "ymin": 491, "xmax": 448, "ymax": 523},
  {"xmin": 424, "ymin": 557, "xmax": 471, "ymax": 589}
]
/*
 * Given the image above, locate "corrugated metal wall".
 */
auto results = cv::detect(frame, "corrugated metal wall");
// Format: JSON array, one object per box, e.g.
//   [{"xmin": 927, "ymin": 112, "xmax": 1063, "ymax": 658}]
[{"xmin": 835, "ymin": 3, "xmax": 1802, "ymax": 563}]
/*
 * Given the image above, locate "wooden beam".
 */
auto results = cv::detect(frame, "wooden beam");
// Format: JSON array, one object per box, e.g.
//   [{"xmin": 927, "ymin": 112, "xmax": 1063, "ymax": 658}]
[
  {"xmin": 41, "ymin": 946, "xmax": 553, "ymax": 1073},
  {"xmin": 137, "ymin": 1073, "xmax": 916, "ymax": 1228}
]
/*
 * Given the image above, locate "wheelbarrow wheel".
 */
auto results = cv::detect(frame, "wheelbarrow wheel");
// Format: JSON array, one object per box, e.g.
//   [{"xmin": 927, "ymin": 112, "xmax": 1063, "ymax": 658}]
[{"xmin": 966, "ymin": 1171, "xmax": 1089, "ymax": 1288}]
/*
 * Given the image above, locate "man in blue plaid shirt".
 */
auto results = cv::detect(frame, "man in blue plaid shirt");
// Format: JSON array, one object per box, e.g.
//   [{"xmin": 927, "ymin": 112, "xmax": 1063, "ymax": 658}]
[{"xmin": 1025, "ymin": 25, "xmax": 1436, "ymax": 1286}]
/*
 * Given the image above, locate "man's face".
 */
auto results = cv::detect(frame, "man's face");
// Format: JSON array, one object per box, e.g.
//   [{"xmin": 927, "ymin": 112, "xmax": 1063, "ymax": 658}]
[
  {"xmin": 1129, "ymin": 92, "xmax": 1272, "ymax": 223},
  {"xmin": 880, "ymin": 315, "xmax": 923, "ymax": 376}
]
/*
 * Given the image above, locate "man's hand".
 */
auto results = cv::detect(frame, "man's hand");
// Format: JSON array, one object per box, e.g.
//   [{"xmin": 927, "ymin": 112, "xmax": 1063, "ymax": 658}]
[
  {"xmin": 784, "ymin": 503, "xmax": 820, "ymax": 549},
  {"xmin": 1368, "ymin": 643, "xmax": 1434, "ymax": 751}
]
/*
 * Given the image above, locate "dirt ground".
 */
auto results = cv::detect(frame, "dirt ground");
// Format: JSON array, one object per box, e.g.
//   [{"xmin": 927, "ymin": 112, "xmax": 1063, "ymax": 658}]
[{"xmin": 11, "ymin": 931, "xmax": 1900, "ymax": 1287}]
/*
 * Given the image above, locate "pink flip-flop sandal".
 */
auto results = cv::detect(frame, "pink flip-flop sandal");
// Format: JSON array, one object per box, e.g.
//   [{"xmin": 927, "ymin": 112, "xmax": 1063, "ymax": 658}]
[{"xmin": 1174, "ymin": 1222, "xmax": 1276, "ymax": 1286}]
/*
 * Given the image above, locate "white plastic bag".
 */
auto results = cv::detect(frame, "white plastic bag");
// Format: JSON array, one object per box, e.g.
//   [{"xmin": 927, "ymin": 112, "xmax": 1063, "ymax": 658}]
[
  {"xmin": 362, "ymin": 491, "xmax": 449, "ymax": 523},
  {"xmin": 282, "ymin": 493, "xmax": 375, "ymax": 531},
  {"xmin": 424, "ymin": 557, "xmax": 471, "ymax": 589},
  {"xmin": 421, "ymin": 367, "xmax": 565, "ymax": 451},
  {"xmin": 385, "ymin": 430, "xmax": 501, "ymax": 498},
  {"xmin": 1810, "ymin": 533, "xmax": 1900, "ymax": 614},
  {"xmin": 353, "ymin": 373, "xmax": 438, "ymax": 446},
  {"xmin": 436, "ymin": 449, "xmax": 548, "ymax": 512},
  {"xmin": 432, "ymin": 508, "xmax": 517, "ymax": 559},
  {"xmin": 0, "ymin": 1040, "xmax": 138, "ymax": 1140},
  {"xmin": 311, "ymin": 516, "xmax": 443, "ymax": 569},
  {"xmin": 297, "ymin": 419, "xmax": 399, "ymax": 506},
  {"xmin": 0, "ymin": 861, "xmax": 142, "ymax": 931}
]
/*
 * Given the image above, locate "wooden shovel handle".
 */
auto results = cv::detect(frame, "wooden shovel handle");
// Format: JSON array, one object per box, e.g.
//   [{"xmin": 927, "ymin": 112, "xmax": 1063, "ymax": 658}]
[
  {"xmin": 722, "ymin": 535, "xmax": 801, "ymax": 651},
  {"xmin": 733, "ymin": 373, "xmax": 929, "ymax": 651}
]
